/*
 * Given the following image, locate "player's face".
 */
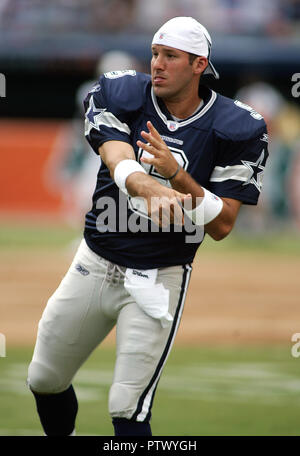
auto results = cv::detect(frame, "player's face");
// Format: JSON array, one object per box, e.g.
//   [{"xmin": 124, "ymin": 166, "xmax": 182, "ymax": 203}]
[{"xmin": 151, "ymin": 45, "xmax": 196, "ymax": 100}]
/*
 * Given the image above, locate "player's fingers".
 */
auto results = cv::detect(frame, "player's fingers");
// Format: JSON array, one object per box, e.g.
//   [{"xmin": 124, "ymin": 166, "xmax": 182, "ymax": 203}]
[
  {"xmin": 150, "ymin": 197, "xmax": 168, "ymax": 228},
  {"xmin": 140, "ymin": 156, "xmax": 156, "ymax": 165},
  {"xmin": 147, "ymin": 121, "xmax": 165, "ymax": 142},
  {"xmin": 176, "ymin": 194, "xmax": 192, "ymax": 219},
  {"xmin": 172, "ymin": 200, "xmax": 185, "ymax": 226},
  {"xmin": 175, "ymin": 192, "xmax": 192, "ymax": 203},
  {"xmin": 158, "ymin": 204, "xmax": 164, "ymax": 227},
  {"xmin": 140, "ymin": 130, "xmax": 163, "ymax": 150},
  {"xmin": 170, "ymin": 196, "xmax": 186, "ymax": 225},
  {"xmin": 151, "ymin": 207, "xmax": 162, "ymax": 227},
  {"xmin": 160, "ymin": 197, "xmax": 184, "ymax": 227},
  {"xmin": 136, "ymin": 140, "xmax": 160, "ymax": 156},
  {"xmin": 161, "ymin": 205, "xmax": 173, "ymax": 228}
]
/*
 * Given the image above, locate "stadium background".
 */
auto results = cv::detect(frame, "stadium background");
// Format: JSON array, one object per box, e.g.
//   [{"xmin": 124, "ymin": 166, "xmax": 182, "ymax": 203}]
[{"xmin": 0, "ymin": 0, "xmax": 300, "ymax": 436}]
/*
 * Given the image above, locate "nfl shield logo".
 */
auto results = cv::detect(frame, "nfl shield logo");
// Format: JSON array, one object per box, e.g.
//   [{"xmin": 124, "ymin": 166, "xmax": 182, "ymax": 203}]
[
  {"xmin": 167, "ymin": 121, "xmax": 179, "ymax": 132},
  {"xmin": 159, "ymin": 33, "xmax": 164, "ymax": 39}
]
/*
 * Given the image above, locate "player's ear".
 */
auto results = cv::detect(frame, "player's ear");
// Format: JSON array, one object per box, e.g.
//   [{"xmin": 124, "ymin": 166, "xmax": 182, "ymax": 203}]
[{"xmin": 193, "ymin": 56, "xmax": 208, "ymax": 75}]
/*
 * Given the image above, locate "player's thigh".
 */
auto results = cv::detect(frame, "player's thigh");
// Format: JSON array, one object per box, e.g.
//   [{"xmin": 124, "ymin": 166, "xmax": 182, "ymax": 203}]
[
  {"xmin": 109, "ymin": 264, "xmax": 192, "ymax": 419},
  {"xmin": 28, "ymin": 240, "xmax": 115, "ymax": 393},
  {"xmin": 115, "ymin": 264, "xmax": 191, "ymax": 373},
  {"xmin": 28, "ymin": 313, "xmax": 115, "ymax": 394}
]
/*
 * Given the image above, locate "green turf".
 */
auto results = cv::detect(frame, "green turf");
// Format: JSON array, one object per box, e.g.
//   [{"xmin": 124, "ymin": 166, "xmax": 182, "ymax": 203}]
[
  {"xmin": 0, "ymin": 344, "xmax": 299, "ymax": 436},
  {"xmin": 1, "ymin": 222, "xmax": 299, "ymax": 435},
  {"xmin": 200, "ymin": 231, "xmax": 300, "ymax": 257},
  {"xmin": 0, "ymin": 223, "xmax": 80, "ymax": 249},
  {"xmin": 1, "ymin": 221, "xmax": 300, "ymax": 256}
]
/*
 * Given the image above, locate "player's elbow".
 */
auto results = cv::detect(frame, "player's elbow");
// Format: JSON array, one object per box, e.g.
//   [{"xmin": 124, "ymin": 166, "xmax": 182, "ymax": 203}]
[{"xmin": 207, "ymin": 222, "xmax": 233, "ymax": 241}]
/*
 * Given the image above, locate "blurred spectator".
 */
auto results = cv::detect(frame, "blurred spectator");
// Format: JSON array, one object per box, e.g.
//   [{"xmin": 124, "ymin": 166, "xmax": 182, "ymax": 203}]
[
  {"xmin": 213, "ymin": 0, "xmax": 287, "ymax": 36},
  {"xmin": 133, "ymin": 0, "xmax": 210, "ymax": 33},
  {"xmin": 133, "ymin": 0, "xmax": 287, "ymax": 36},
  {"xmin": 0, "ymin": 0, "xmax": 136, "ymax": 34},
  {"xmin": 234, "ymin": 81, "xmax": 300, "ymax": 234},
  {"xmin": 281, "ymin": 0, "xmax": 300, "ymax": 21},
  {"xmin": 0, "ymin": 0, "xmax": 298, "ymax": 36},
  {"xmin": 89, "ymin": 0, "xmax": 136, "ymax": 33}
]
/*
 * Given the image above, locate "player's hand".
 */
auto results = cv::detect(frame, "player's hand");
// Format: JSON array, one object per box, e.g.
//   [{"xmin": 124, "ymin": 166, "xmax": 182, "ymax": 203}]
[
  {"xmin": 143, "ymin": 184, "xmax": 191, "ymax": 228},
  {"xmin": 137, "ymin": 121, "xmax": 180, "ymax": 179}
]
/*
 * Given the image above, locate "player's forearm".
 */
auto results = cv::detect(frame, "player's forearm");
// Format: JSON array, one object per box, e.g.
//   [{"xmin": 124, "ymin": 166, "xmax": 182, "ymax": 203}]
[
  {"xmin": 126, "ymin": 172, "xmax": 162, "ymax": 198},
  {"xmin": 169, "ymin": 167, "xmax": 204, "ymax": 206},
  {"xmin": 98, "ymin": 140, "xmax": 136, "ymax": 178},
  {"xmin": 171, "ymin": 168, "xmax": 241, "ymax": 240},
  {"xmin": 204, "ymin": 198, "xmax": 241, "ymax": 240},
  {"xmin": 99, "ymin": 140, "xmax": 168, "ymax": 199}
]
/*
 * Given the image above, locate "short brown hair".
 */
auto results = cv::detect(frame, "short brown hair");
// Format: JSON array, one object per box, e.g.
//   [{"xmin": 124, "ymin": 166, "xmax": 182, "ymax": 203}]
[{"xmin": 188, "ymin": 53, "xmax": 198, "ymax": 65}]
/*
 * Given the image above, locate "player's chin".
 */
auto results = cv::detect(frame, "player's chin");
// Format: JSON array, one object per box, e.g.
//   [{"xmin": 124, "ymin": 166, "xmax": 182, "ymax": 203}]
[{"xmin": 153, "ymin": 85, "xmax": 171, "ymax": 98}]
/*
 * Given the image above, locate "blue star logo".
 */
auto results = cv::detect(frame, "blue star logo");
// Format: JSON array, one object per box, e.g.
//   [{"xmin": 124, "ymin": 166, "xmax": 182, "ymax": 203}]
[
  {"xmin": 242, "ymin": 150, "xmax": 265, "ymax": 192},
  {"xmin": 85, "ymin": 95, "xmax": 106, "ymax": 135}
]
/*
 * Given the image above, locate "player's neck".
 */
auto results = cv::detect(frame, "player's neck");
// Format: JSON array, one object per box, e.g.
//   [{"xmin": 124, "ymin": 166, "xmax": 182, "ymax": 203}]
[{"xmin": 163, "ymin": 93, "xmax": 202, "ymax": 120}]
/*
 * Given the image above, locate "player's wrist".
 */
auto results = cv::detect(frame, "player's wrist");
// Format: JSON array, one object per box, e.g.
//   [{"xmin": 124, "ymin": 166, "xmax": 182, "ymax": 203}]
[
  {"xmin": 125, "ymin": 172, "xmax": 154, "ymax": 198},
  {"xmin": 114, "ymin": 159, "xmax": 147, "ymax": 196},
  {"xmin": 183, "ymin": 187, "xmax": 223, "ymax": 225},
  {"xmin": 165, "ymin": 162, "xmax": 181, "ymax": 181}
]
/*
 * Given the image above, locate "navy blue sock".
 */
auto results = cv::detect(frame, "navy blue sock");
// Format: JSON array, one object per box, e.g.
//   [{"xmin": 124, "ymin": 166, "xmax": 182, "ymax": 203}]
[
  {"xmin": 113, "ymin": 418, "xmax": 152, "ymax": 436},
  {"xmin": 32, "ymin": 384, "xmax": 78, "ymax": 436}
]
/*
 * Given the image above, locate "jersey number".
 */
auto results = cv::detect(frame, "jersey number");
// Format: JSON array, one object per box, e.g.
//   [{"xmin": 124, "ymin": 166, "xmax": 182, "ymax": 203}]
[
  {"xmin": 137, "ymin": 145, "xmax": 189, "ymax": 188},
  {"xmin": 104, "ymin": 70, "xmax": 136, "ymax": 79}
]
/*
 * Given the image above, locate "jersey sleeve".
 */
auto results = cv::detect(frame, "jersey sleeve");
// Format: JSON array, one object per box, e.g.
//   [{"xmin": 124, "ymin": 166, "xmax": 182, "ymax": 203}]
[
  {"xmin": 208, "ymin": 126, "xmax": 269, "ymax": 205},
  {"xmin": 83, "ymin": 71, "xmax": 144, "ymax": 155}
]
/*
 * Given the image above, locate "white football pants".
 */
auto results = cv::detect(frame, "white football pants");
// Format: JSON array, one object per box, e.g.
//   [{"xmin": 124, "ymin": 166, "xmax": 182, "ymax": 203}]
[{"xmin": 27, "ymin": 239, "xmax": 192, "ymax": 421}]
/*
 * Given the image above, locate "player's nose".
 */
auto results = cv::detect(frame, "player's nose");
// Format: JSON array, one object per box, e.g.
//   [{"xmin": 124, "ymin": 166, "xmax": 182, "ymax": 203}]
[{"xmin": 152, "ymin": 54, "xmax": 166, "ymax": 71}]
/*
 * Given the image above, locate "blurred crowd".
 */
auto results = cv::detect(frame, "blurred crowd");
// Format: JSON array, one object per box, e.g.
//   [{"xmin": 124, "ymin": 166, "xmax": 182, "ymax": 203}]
[
  {"xmin": 0, "ymin": 0, "xmax": 299, "ymax": 36},
  {"xmin": 233, "ymin": 80, "xmax": 300, "ymax": 235}
]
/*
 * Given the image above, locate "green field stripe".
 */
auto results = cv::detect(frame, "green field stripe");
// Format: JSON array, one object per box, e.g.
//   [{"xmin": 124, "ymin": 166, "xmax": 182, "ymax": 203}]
[
  {"xmin": 1, "ymin": 346, "xmax": 300, "ymax": 436},
  {"xmin": 4, "ymin": 360, "xmax": 300, "ymax": 406},
  {"xmin": 0, "ymin": 224, "xmax": 80, "ymax": 249},
  {"xmin": 0, "ymin": 222, "xmax": 300, "ymax": 255}
]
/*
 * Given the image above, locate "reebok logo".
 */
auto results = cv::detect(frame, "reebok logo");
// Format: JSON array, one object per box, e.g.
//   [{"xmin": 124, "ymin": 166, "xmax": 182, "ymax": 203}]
[{"xmin": 75, "ymin": 264, "xmax": 90, "ymax": 276}]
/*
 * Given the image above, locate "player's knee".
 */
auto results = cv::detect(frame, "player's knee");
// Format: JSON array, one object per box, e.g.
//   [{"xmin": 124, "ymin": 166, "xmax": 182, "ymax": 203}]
[
  {"xmin": 27, "ymin": 361, "xmax": 64, "ymax": 394},
  {"xmin": 108, "ymin": 382, "xmax": 137, "ymax": 419}
]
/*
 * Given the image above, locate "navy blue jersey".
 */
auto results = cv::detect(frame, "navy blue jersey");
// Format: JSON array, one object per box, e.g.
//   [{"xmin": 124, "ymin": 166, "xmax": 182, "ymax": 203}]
[{"xmin": 83, "ymin": 70, "xmax": 268, "ymax": 268}]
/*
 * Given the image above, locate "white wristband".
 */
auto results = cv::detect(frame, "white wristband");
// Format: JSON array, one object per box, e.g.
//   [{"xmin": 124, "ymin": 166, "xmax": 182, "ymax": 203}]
[
  {"xmin": 114, "ymin": 159, "xmax": 146, "ymax": 195},
  {"xmin": 183, "ymin": 187, "xmax": 223, "ymax": 225}
]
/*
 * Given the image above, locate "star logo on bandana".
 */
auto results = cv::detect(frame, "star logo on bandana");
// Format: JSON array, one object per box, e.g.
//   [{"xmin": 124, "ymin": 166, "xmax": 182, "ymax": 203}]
[
  {"xmin": 85, "ymin": 95, "xmax": 106, "ymax": 135},
  {"xmin": 242, "ymin": 149, "xmax": 266, "ymax": 192}
]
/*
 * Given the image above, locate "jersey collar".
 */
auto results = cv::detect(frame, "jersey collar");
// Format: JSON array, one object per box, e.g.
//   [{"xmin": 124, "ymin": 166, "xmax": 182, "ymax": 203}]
[{"xmin": 151, "ymin": 85, "xmax": 217, "ymax": 130}]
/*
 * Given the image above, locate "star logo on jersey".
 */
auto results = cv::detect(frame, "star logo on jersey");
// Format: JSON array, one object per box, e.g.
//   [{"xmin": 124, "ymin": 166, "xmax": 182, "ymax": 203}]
[
  {"xmin": 90, "ymin": 83, "xmax": 101, "ymax": 93},
  {"xmin": 260, "ymin": 133, "xmax": 268, "ymax": 143},
  {"xmin": 85, "ymin": 95, "xmax": 107, "ymax": 134},
  {"xmin": 242, "ymin": 149, "xmax": 265, "ymax": 192}
]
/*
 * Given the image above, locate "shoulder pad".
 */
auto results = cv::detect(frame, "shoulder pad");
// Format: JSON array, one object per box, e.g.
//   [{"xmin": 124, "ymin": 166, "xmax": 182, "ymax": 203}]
[
  {"xmin": 213, "ymin": 94, "xmax": 267, "ymax": 141},
  {"xmin": 98, "ymin": 71, "xmax": 151, "ymax": 116}
]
